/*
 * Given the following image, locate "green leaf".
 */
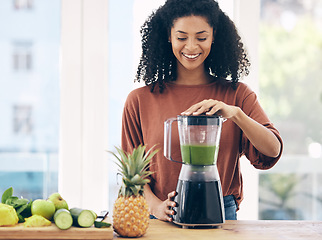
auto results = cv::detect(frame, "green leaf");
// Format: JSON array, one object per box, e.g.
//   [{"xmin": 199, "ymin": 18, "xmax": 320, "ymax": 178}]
[
  {"xmin": 5, "ymin": 196, "xmax": 18, "ymax": 206},
  {"xmin": 1, "ymin": 187, "xmax": 13, "ymax": 203},
  {"xmin": 16, "ymin": 201, "xmax": 29, "ymax": 214},
  {"xmin": 20, "ymin": 200, "xmax": 32, "ymax": 218},
  {"xmin": 13, "ymin": 198, "xmax": 29, "ymax": 208},
  {"xmin": 17, "ymin": 213, "xmax": 25, "ymax": 223}
]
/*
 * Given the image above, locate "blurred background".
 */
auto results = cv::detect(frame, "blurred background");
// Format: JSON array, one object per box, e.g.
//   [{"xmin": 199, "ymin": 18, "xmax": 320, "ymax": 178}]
[{"xmin": 0, "ymin": 0, "xmax": 321, "ymax": 220}]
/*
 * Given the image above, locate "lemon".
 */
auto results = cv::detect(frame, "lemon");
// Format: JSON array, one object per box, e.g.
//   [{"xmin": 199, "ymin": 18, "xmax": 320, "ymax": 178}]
[
  {"xmin": 24, "ymin": 215, "xmax": 52, "ymax": 227},
  {"xmin": 0, "ymin": 203, "xmax": 19, "ymax": 226}
]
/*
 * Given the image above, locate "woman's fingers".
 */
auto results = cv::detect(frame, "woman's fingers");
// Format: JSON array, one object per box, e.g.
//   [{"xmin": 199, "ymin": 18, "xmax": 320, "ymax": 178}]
[
  {"xmin": 161, "ymin": 202, "xmax": 174, "ymax": 222},
  {"xmin": 165, "ymin": 191, "xmax": 177, "ymax": 221},
  {"xmin": 182, "ymin": 99, "xmax": 219, "ymax": 115},
  {"xmin": 166, "ymin": 192, "xmax": 176, "ymax": 209},
  {"xmin": 181, "ymin": 100, "xmax": 205, "ymax": 115},
  {"xmin": 168, "ymin": 191, "xmax": 176, "ymax": 199},
  {"xmin": 152, "ymin": 191, "xmax": 177, "ymax": 222},
  {"xmin": 182, "ymin": 100, "xmax": 205, "ymax": 114},
  {"xmin": 165, "ymin": 208, "xmax": 174, "ymax": 216},
  {"xmin": 206, "ymin": 102, "xmax": 222, "ymax": 115}
]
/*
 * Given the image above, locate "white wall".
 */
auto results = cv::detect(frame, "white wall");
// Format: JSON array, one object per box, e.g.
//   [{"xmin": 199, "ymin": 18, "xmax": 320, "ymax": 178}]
[
  {"xmin": 233, "ymin": 0, "xmax": 260, "ymax": 220},
  {"xmin": 59, "ymin": 0, "xmax": 109, "ymax": 213}
]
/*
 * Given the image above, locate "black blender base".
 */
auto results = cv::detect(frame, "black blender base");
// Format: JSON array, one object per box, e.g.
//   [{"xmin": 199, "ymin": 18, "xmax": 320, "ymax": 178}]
[
  {"xmin": 173, "ymin": 179, "xmax": 225, "ymax": 226},
  {"xmin": 173, "ymin": 221, "xmax": 224, "ymax": 229}
]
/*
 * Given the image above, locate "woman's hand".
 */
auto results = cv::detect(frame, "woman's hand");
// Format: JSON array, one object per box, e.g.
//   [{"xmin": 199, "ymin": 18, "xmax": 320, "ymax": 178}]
[
  {"xmin": 151, "ymin": 191, "xmax": 177, "ymax": 222},
  {"xmin": 181, "ymin": 99, "xmax": 239, "ymax": 119},
  {"xmin": 181, "ymin": 99, "xmax": 281, "ymax": 157}
]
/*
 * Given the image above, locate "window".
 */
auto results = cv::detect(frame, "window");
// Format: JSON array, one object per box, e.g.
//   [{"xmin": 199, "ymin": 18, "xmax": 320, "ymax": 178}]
[
  {"xmin": 14, "ymin": 0, "xmax": 33, "ymax": 10},
  {"xmin": 0, "ymin": 0, "xmax": 60, "ymax": 200},
  {"xmin": 12, "ymin": 42, "xmax": 33, "ymax": 71},
  {"xmin": 258, "ymin": 0, "xmax": 322, "ymax": 220},
  {"xmin": 13, "ymin": 105, "xmax": 33, "ymax": 135}
]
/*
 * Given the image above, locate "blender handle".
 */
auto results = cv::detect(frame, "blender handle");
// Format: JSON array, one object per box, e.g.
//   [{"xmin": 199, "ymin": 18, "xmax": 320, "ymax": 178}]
[{"xmin": 164, "ymin": 117, "xmax": 182, "ymax": 164}]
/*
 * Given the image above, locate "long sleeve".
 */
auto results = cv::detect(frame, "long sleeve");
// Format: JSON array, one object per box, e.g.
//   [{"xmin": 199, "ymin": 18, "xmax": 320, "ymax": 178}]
[
  {"xmin": 240, "ymin": 90, "xmax": 283, "ymax": 169},
  {"xmin": 121, "ymin": 92, "xmax": 144, "ymax": 154}
]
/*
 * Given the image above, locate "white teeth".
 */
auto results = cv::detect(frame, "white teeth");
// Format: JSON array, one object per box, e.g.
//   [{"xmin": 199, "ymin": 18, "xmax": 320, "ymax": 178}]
[{"xmin": 182, "ymin": 53, "xmax": 200, "ymax": 59}]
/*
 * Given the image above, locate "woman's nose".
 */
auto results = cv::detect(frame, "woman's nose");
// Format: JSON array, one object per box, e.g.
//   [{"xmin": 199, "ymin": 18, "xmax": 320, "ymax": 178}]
[{"xmin": 185, "ymin": 39, "xmax": 198, "ymax": 51}]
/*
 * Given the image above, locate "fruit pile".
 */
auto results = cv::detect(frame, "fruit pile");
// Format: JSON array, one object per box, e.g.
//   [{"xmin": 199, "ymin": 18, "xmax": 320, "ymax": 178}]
[
  {"xmin": 0, "ymin": 187, "xmax": 110, "ymax": 230},
  {"xmin": 1, "ymin": 144, "xmax": 156, "ymax": 239}
]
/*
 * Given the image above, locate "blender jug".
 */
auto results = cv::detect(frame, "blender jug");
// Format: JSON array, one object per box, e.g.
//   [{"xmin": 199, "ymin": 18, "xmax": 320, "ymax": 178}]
[
  {"xmin": 164, "ymin": 115, "xmax": 222, "ymax": 165},
  {"xmin": 164, "ymin": 115, "xmax": 225, "ymax": 227}
]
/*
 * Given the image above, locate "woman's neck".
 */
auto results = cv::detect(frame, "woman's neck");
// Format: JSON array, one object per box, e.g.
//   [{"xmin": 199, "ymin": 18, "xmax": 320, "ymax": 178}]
[{"xmin": 175, "ymin": 64, "xmax": 211, "ymax": 85}]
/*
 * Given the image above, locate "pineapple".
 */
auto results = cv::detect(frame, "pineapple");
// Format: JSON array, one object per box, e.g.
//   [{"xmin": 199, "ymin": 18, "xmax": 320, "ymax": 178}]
[{"xmin": 110, "ymin": 145, "xmax": 158, "ymax": 238}]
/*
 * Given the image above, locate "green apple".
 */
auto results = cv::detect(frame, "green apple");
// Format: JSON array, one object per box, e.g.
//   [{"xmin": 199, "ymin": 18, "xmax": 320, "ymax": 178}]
[
  {"xmin": 31, "ymin": 199, "xmax": 55, "ymax": 220},
  {"xmin": 48, "ymin": 192, "xmax": 69, "ymax": 211}
]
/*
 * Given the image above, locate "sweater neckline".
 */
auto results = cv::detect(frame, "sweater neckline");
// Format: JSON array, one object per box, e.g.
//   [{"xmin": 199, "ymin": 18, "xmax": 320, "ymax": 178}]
[{"xmin": 165, "ymin": 80, "xmax": 218, "ymax": 88}]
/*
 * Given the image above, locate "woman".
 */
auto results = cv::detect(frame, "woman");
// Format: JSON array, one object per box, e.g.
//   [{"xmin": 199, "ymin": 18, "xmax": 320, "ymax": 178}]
[{"xmin": 121, "ymin": 0, "xmax": 283, "ymax": 221}]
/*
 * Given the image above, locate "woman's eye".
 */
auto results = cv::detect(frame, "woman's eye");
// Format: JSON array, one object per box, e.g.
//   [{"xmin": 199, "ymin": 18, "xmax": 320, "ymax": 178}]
[
  {"xmin": 198, "ymin": 38, "xmax": 207, "ymax": 41},
  {"xmin": 177, "ymin": 37, "xmax": 187, "ymax": 41}
]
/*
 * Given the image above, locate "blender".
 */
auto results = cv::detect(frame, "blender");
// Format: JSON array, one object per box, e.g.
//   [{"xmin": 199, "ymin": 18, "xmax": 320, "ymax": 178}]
[{"xmin": 164, "ymin": 115, "xmax": 225, "ymax": 228}]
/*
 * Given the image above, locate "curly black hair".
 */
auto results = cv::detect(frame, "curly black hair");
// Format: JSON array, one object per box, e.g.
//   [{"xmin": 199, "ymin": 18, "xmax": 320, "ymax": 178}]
[{"xmin": 136, "ymin": 0, "xmax": 250, "ymax": 92}]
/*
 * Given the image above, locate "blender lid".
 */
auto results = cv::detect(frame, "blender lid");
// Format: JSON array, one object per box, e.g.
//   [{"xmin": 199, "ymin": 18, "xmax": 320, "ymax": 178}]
[{"xmin": 178, "ymin": 114, "xmax": 222, "ymax": 125}]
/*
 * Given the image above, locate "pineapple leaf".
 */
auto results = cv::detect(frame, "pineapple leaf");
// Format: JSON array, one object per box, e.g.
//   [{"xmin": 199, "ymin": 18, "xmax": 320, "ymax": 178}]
[
  {"xmin": 108, "ymin": 144, "xmax": 159, "ymax": 197},
  {"xmin": 141, "ymin": 172, "xmax": 153, "ymax": 181},
  {"xmin": 130, "ymin": 145, "xmax": 144, "ymax": 177},
  {"xmin": 130, "ymin": 186, "xmax": 139, "ymax": 196},
  {"xmin": 143, "ymin": 146, "xmax": 159, "ymax": 162},
  {"xmin": 108, "ymin": 151, "xmax": 127, "ymax": 174},
  {"xmin": 123, "ymin": 177, "xmax": 133, "ymax": 187},
  {"xmin": 130, "ymin": 174, "xmax": 141, "ymax": 184},
  {"xmin": 128, "ymin": 155, "xmax": 136, "ymax": 178},
  {"xmin": 119, "ymin": 185, "xmax": 126, "ymax": 197},
  {"xmin": 130, "ymin": 174, "xmax": 151, "ymax": 185},
  {"xmin": 116, "ymin": 147, "xmax": 130, "ymax": 175}
]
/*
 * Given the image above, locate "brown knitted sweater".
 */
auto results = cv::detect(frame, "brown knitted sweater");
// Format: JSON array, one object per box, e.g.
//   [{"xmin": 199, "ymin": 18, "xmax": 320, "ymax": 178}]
[{"xmin": 121, "ymin": 79, "xmax": 283, "ymax": 208}]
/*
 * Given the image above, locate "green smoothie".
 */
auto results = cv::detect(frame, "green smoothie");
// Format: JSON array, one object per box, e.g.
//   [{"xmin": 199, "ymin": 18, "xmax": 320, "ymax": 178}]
[{"xmin": 180, "ymin": 144, "xmax": 218, "ymax": 165}]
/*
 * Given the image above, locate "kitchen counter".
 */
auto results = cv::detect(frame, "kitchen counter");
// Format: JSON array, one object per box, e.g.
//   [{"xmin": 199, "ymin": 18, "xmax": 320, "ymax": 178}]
[
  {"xmin": 1, "ymin": 219, "xmax": 321, "ymax": 239},
  {"xmin": 125, "ymin": 219, "xmax": 322, "ymax": 240}
]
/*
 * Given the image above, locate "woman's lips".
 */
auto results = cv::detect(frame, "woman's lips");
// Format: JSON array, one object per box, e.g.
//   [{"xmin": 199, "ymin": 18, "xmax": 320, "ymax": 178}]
[{"xmin": 182, "ymin": 53, "xmax": 201, "ymax": 60}]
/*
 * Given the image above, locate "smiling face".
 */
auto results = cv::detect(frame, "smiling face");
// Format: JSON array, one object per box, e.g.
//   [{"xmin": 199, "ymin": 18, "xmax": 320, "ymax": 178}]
[{"xmin": 170, "ymin": 15, "xmax": 214, "ymax": 73}]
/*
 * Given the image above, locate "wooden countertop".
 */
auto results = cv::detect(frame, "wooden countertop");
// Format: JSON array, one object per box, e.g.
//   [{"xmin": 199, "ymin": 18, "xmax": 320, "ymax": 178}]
[
  {"xmin": 1, "ymin": 219, "xmax": 321, "ymax": 239},
  {"xmin": 122, "ymin": 219, "xmax": 322, "ymax": 240}
]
